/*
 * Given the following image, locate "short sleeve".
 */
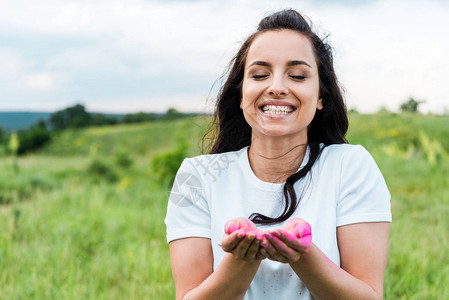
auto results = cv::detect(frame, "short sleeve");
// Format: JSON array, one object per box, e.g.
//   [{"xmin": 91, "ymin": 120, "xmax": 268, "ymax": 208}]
[
  {"xmin": 336, "ymin": 145, "xmax": 392, "ymax": 227},
  {"xmin": 165, "ymin": 158, "xmax": 211, "ymax": 243}
]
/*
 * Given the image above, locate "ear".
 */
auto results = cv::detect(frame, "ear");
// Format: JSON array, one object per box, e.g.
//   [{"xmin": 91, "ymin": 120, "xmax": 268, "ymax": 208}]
[
  {"xmin": 317, "ymin": 98, "xmax": 323, "ymax": 110},
  {"xmin": 240, "ymin": 99, "xmax": 243, "ymax": 109}
]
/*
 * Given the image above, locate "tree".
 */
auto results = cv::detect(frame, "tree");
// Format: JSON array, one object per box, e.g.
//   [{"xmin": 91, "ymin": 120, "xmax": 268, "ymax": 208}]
[
  {"xmin": 91, "ymin": 114, "xmax": 119, "ymax": 126},
  {"xmin": 50, "ymin": 104, "xmax": 91, "ymax": 130},
  {"xmin": 0, "ymin": 127, "xmax": 6, "ymax": 143},
  {"xmin": 123, "ymin": 112, "xmax": 156, "ymax": 123},
  {"xmin": 400, "ymin": 97, "xmax": 424, "ymax": 113},
  {"xmin": 16, "ymin": 120, "xmax": 51, "ymax": 155},
  {"xmin": 161, "ymin": 108, "xmax": 185, "ymax": 121}
]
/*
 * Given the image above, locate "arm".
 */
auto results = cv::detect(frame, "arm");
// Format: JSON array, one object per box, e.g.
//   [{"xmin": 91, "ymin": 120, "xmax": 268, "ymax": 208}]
[
  {"xmin": 170, "ymin": 225, "xmax": 263, "ymax": 300},
  {"xmin": 263, "ymin": 222, "xmax": 390, "ymax": 300},
  {"xmin": 170, "ymin": 237, "xmax": 213, "ymax": 300}
]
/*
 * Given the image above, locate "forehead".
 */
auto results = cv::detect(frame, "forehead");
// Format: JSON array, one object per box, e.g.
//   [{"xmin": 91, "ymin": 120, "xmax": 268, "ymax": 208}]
[{"xmin": 246, "ymin": 29, "xmax": 317, "ymax": 68}]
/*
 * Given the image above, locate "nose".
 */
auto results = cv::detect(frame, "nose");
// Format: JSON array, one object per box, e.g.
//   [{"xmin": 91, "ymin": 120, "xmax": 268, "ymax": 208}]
[{"xmin": 266, "ymin": 75, "xmax": 288, "ymax": 97}]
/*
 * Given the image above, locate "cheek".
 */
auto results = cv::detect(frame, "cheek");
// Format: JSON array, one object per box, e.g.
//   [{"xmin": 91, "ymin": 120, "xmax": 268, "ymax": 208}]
[
  {"xmin": 241, "ymin": 80, "xmax": 264, "ymax": 103},
  {"xmin": 240, "ymin": 89, "xmax": 257, "ymax": 111},
  {"xmin": 294, "ymin": 82, "xmax": 320, "ymax": 106}
]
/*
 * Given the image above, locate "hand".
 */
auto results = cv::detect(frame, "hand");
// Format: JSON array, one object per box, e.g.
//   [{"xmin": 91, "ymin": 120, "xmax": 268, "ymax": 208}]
[
  {"xmin": 221, "ymin": 218, "xmax": 265, "ymax": 262},
  {"xmin": 260, "ymin": 218, "xmax": 312, "ymax": 264}
]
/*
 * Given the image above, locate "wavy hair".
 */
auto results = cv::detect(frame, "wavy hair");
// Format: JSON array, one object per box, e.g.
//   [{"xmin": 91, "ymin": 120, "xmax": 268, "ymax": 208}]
[{"xmin": 203, "ymin": 9, "xmax": 348, "ymax": 225}]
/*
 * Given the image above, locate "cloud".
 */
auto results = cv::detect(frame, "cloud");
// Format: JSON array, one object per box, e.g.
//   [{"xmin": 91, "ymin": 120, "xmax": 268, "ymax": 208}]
[
  {"xmin": 25, "ymin": 73, "xmax": 55, "ymax": 90},
  {"xmin": 316, "ymin": 0, "xmax": 449, "ymax": 112},
  {"xmin": 86, "ymin": 93, "xmax": 213, "ymax": 114},
  {"xmin": 0, "ymin": 0, "xmax": 448, "ymax": 113},
  {"xmin": 0, "ymin": 48, "xmax": 68, "ymax": 94}
]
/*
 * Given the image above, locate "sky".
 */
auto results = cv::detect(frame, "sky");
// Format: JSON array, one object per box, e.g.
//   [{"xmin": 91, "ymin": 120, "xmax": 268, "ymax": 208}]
[{"xmin": 0, "ymin": 0, "xmax": 448, "ymax": 114}]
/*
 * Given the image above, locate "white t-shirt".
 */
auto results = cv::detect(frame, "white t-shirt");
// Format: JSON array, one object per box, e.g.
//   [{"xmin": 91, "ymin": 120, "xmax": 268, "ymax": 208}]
[{"xmin": 165, "ymin": 144, "xmax": 392, "ymax": 299}]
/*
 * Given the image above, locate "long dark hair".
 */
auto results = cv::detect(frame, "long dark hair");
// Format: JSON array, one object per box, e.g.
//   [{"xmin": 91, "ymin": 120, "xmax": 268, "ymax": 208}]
[{"xmin": 203, "ymin": 9, "xmax": 348, "ymax": 225}]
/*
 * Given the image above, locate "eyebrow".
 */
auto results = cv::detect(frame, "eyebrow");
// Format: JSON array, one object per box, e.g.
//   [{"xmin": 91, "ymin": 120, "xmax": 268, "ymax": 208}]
[
  {"xmin": 287, "ymin": 60, "xmax": 312, "ymax": 68},
  {"xmin": 248, "ymin": 60, "xmax": 312, "ymax": 68}
]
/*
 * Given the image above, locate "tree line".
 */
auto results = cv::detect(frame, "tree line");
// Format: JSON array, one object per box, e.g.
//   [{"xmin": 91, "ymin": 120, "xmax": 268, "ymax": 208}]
[
  {"xmin": 0, "ymin": 97, "xmax": 428, "ymax": 156},
  {"xmin": 0, "ymin": 104, "xmax": 197, "ymax": 156}
]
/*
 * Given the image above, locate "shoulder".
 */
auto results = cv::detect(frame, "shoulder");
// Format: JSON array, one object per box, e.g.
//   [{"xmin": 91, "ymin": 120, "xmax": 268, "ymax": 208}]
[
  {"xmin": 178, "ymin": 147, "xmax": 247, "ymax": 180},
  {"xmin": 315, "ymin": 144, "xmax": 384, "ymax": 182},
  {"xmin": 183, "ymin": 147, "xmax": 246, "ymax": 167},
  {"xmin": 322, "ymin": 143, "xmax": 369, "ymax": 156},
  {"xmin": 320, "ymin": 144, "xmax": 387, "ymax": 192},
  {"xmin": 320, "ymin": 143, "xmax": 374, "ymax": 166}
]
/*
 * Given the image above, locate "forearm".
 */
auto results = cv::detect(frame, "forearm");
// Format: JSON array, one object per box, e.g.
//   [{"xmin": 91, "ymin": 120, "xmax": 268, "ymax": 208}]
[
  {"xmin": 183, "ymin": 253, "xmax": 261, "ymax": 300},
  {"xmin": 290, "ymin": 243, "xmax": 381, "ymax": 300}
]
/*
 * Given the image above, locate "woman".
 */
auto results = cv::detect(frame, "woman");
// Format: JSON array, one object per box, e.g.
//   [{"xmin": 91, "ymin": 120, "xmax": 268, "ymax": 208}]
[{"xmin": 165, "ymin": 9, "xmax": 391, "ymax": 300}]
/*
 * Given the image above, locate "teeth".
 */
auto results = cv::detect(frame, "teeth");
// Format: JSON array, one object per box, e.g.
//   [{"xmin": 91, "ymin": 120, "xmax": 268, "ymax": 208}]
[{"xmin": 262, "ymin": 105, "xmax": 294, "ymax": 114}]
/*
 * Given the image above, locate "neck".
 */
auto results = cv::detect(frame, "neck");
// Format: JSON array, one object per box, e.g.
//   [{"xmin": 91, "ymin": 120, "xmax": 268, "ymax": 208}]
[{"xmin": 248, "ymin": 134, "xmax": 308, "ymax": 183}]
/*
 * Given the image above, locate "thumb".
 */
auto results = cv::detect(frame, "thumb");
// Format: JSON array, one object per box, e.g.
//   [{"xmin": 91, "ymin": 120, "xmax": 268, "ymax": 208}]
[
  {"xmin": 225, "ymin": 222, "xmax": 240, "ymax": 234},
  {"xmin": 294, "ymin": 222, "xmax": 312, "ymax": 238}
]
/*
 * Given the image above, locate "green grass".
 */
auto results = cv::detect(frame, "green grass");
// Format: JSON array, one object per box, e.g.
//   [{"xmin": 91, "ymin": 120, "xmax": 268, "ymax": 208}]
[
  {"xmin": 41, "ymin": 117, "xmax": 210, "ymax": 157},
  {"xmin": 1, "ymin": 181, "xmax": 174, "ymax": 299},
  {"xmin": 1, "ymin": 113, "xmax": 448, "ymax": 299}
]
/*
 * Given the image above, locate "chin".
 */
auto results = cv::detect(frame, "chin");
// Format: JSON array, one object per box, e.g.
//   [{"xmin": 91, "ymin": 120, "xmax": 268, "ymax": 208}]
[{"xmin": 260, "ymin": 127, "xmax": 291, "ymax": 137}]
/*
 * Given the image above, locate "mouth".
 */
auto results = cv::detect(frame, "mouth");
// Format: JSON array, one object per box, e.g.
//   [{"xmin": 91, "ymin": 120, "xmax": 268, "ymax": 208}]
[{"xmin": 259, "ymin": 104, "xmax": 297, "ymax": 115}]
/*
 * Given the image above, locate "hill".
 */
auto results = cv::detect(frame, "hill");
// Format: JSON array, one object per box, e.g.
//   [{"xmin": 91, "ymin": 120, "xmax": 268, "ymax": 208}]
[
  {"xmin": 0, "ymin": 112, "xmax": 52, "ymax": 131},
  {"xmin": 1, "ymin": 113, "xmax": 448, "ymax": 299},
  {"xmin": 37, "ymin": 112, "xmax": 449, "ymax": 159},
  {"xmin": 0, "ymin": 111, "xmax": 127, "ymax": 132}
]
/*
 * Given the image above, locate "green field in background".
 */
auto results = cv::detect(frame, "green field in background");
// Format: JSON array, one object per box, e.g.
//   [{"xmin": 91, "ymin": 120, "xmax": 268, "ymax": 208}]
[{"xmin": 1, "ymin": 113, "xmax": 448, "ymax": 299}]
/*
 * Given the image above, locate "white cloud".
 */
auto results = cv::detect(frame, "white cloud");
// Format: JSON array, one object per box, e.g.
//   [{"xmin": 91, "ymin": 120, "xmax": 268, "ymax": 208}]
[
  {"xmin": 0, "ymin": 0, "xmax": 448, "ymax": 113},
  {"xmin": 86, "ymin": 93, "xmax": 213, "ymax": 114},
  {"xmin": 0, "ymin": 49, "xmax": 67, "ymax": 93},
  {"xmin": 46, "ymin": 46, "xmax": 132, "ymax": 74},
  {"xmin": 0, "ymin": 49, "xmax": 29, "ymax": 81},
  {"xmin": 25, "ymin": 73, "xmax": 55, "ymax": 90}
]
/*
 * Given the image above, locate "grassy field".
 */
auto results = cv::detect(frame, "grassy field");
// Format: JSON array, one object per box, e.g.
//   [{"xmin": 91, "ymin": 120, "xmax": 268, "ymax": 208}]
[{"xmin": 1, "ymin": 113, "xmax": 448, "ymax": 299}]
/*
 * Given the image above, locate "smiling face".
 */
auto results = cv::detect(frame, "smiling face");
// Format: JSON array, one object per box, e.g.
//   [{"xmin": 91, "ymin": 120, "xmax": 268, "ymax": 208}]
[{"xmin": 241, "ymin": 29, "xmax": 323, "ymax": 143}]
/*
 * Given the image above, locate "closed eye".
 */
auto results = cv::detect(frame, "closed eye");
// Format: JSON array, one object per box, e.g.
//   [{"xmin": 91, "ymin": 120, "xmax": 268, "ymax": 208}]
[
  {"xmin": 290, "ymin": 75, "xmax": 306, "ymax": 80},
  {"xmin": 252, "ymin": 74, "xmax": 269, "ymax": 79}
]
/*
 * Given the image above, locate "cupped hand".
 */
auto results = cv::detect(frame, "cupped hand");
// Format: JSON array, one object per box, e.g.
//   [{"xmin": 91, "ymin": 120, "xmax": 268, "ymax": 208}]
[
  {"xmin": 221, "ymin": 218, "xmax": 265, "ymax": 262},
  {"xmin": 260, "ymin": 218, "xmax": 312, "ymax": 264}
]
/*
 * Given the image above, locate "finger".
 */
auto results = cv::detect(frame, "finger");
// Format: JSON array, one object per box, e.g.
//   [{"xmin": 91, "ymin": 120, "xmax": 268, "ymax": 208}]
[
  {"xmin": 259, "ymin": 247, "xmax": 274, "ymax": 261},
  {"xmin": 273, "ymin": 229, "xmax": 297, "ymax": 243},
  {"xmin": 222, "ymin": 229, "xmax": 245, "ymax": 252},
  {"xmin": 294, "ymin": 221, "xmax": 312, "ymax": 238},
  {"xmin": 255, "ymin": 249, "xmax": 266, "ymax": 260},
  {"xmin": 267, "ymin": 232, "xmax": 291, "ymax": 253},
  {"xmin": 244, "ymin": 237, "xmax": 262, "ymax": 260},
  {"xmin": 238, "ymin": 218, "xmax": 256, "ymax": 232},
  {"xmin": 273, "ymin": 229, "xmax": 302, "ymax": 250},
  {"xmin": 298, "ymin": 234, "xmax": 312, "ymax": 251},
  {"xmin": 254, "ymin": 231, "xmax": 265, "ymax": 240},
  {"xmin": 255, "ymin": 236, "xmax": 268, "ymax": 260},
  {"xmin": 270, "ymin": 232, "xmax": 302, "ymax": 262},
  {"xmin": 263, "ymin": 233, "xmax": 289, "ymax": 263},
  {"xmin": 225, "ymin": 222, "xmax": 240, "ymax": 234},
  {"xmin": 276, "ymin": 229, "xmax": 312, "ymax": 253},
  {"xmin": 233, "ymin": 231, "xmax": 256, "ymax": 259},
  {"xmin": 224, "ymin": 217, "xmax": 255, "ymax": 234},
  {"xmin": 260, "ymin": 245, "xmax": 283, "ymax": 262}
]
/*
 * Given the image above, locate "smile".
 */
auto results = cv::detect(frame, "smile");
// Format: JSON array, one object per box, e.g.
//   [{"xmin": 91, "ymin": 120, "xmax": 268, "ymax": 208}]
[{"xmin": 260, "ymin": 105, "xmax": 296, "ymax": 115}]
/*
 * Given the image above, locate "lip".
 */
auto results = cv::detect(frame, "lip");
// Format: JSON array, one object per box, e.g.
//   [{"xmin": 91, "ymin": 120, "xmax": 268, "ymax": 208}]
[
  {"xmin": 258, "ymin": 99, "xmax": 298, "ymax": 109},
  {"xmin": 257, "ymin": 99, "xmax": 298, "ymax": 118}
]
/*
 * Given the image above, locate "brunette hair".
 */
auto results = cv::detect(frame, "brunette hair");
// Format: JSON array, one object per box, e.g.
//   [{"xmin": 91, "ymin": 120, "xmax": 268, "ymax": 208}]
[{"xmin": 203, "ymin": 9, "xmax": 348, "ymax": 225}]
